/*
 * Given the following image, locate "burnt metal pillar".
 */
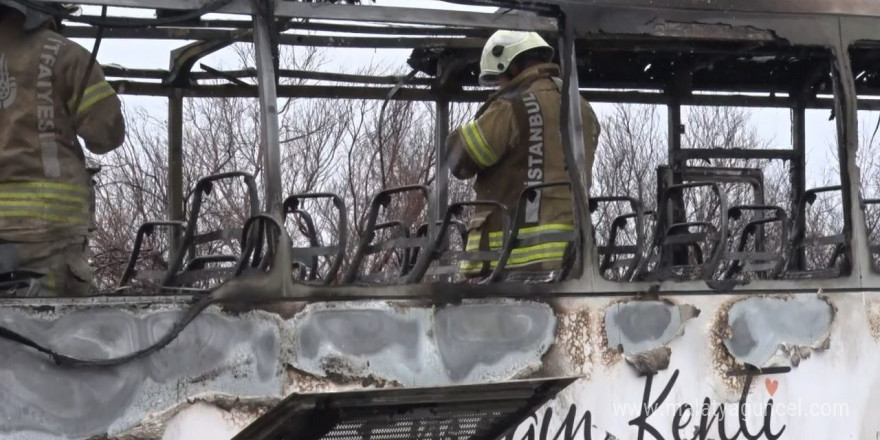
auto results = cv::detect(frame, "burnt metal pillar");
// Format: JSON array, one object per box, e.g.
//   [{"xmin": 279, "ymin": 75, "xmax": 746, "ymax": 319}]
[
  {"xmin": 167, "ymin": 89, "xmax": 185, "ymax": 257},
  {"xmin": 834, "ymin": 50, "xmax": 866, "ymax": 278},
  {"xmin": 432, "ymin": 98, "xmax": 450, "ymax": 242},
  {"xmin": 791, "ymin": 93, "xmax": 807, "ymax": 270},
  {"xmin": 558, "ymin": 9, "xmax": 591, "ymax": 279},
  {"xmin": 431, "ymin": 55, "xmax": 462, "ymax": 244},
  {"xmin": 667, "ymin": 102, "xmax": 682, "ymax": 165},
  {"xmin": 252, "ymin": 0, "xmax": 282, "ymax": 216},
  {"xmin": 666, "ymin": 63, "xmax": 692, "ymax": 167},
  {"xmin": 664, "ymin": 67, "xmax": 691, "ymax": 266}
]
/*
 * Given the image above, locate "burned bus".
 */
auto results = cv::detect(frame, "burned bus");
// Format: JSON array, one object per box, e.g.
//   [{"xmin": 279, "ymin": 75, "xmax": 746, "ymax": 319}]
[{"xmin": 1, "ymin": 0, "xmax": 879, "ymax": 439}]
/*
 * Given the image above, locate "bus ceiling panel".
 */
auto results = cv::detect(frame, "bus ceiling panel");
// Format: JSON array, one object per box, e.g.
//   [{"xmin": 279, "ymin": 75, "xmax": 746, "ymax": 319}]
[
  {"xmin": 840, "ymin": 16, "xmax": 880, "ymax": 45},
  {"xmin": 409, "ymin": 41, "xmax": 834, "ymax": 95},
  {"xmin": 36, "ymin": 0, "xmax": 210, "ymax": 10},
  {"xmin": 62, "ymin": 25, "xmax": 238, "ymax": 40},
  {"xmin": 276, "ymin": 35, "xmax": 486, "ymax": 49},
  {"xmin": 62, "ymin": 26, "xmax": 487, "ymax": 50},
  {"xmin": 64, "ymin": 18, "xmax": 495, "ymax": 38},
  {"xmin": 271, "ymin": 2, "xmax": 556, "ymax": 31},
  {"xmin": 105, "ymin": 79, "xmax": 843, "ymax": 109},
  {"xmin": 42, "ymin": 0, "xmax": 557, "ymax": 30},
  {"xmin": 564, "ymin": 5, "xmax": 846, "ymax": 48},
  {"xmin": 476, "ymin": 0, "xmax": 880, "ymax": 18}
]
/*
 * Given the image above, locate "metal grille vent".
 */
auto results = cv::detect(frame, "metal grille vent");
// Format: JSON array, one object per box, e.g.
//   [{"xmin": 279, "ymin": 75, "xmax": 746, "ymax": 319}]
[
  {"xmin": 233, "ymin": 377, "xmax": 578, "ymax": 440},
  {"xmin": 324, "ymin": 405, "xmax": 516, "ymax": 440}
]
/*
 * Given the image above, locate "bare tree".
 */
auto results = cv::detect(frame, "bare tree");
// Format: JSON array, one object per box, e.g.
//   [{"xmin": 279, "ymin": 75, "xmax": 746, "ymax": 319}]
[
  {"xmin": 590, "ymin": 104, "xmax": 817, "ymax": 279},
  {"xmin": 97, "ymin": 54, "xmax": 854, "ymax": 289},
  {"xmin": 90, "ymin": 46, "xmax": 345, "ymax": 289},
  {"xmin": 89, "ymin": 45, "xmax": 476, "ymax": 289}
]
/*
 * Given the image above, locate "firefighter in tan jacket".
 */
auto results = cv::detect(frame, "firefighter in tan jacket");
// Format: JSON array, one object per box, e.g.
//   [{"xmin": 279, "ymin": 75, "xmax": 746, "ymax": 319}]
[
  {"xmin": 447, "ymin": 31, "xmax": 600, "ymax": 275},
  {"xmin": 0, "ymin": 0, "xmax": 125, "ymax": 295}
]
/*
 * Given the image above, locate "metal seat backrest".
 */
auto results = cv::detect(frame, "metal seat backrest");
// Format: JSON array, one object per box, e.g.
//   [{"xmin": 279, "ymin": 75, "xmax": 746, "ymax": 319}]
[
  {"xmin": 642, "ymin": 182, "xmax": 729, "ymax": 283},
  {"xmin": 589, "ymin": 195, "xmax": 646, "ymax": 281},
  {"xmin": 406, "ymin": 200, "xmax": 512, "ymax": 284},
  {"xmin": 407, "ymin": 220, "xmax": 469, "ymax": 282},
  {"xmin": 116, "ymin": 221, "xmax": 185, "ymax": 291},
  {"xmin": 496, "ymin": 181, "xmax": 579, "ymax": 284},
  {"xmin": 284, "ymin": 193, "xmax": 347, "ymax": 285},
  {"xmin": 721, "ymin": 205, "xmax": 788, "ymax": 281},
  {"xmin": 863, "ymin": 197, "xmax": 880, "ymax": 264},
  {"xmin": 164, "ymin": 171, "xmax": 260, "ymax": 287},
  {"xmin": 342, "ymin": 185, "xmax": 430, "ymax": 285},
  {"xmin": 781, "ymin": 185, "xmax": 846, "ymax": 278}
]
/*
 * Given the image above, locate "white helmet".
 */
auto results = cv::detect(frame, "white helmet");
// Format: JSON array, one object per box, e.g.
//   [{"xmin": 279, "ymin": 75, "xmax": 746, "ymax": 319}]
[{"xmin": 478, "ymin": 30, "xmax": 554, "ymax": 87}]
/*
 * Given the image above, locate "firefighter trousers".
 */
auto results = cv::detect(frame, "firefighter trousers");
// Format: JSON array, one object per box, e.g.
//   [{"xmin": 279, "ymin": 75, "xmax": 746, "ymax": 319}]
[{"xmin": 0, "ymin": 236, "xmax": 92, "ymax": 296}]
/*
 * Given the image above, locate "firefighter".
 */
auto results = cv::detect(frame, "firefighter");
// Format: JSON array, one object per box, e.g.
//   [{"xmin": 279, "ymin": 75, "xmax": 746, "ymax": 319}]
[
  {"xmin": 447, "ymin": 30, "xmax": 600, "ymax": 276},
  {"xmin": 0, "ymin": 0, "xmax": 125, "ymax": 296}
]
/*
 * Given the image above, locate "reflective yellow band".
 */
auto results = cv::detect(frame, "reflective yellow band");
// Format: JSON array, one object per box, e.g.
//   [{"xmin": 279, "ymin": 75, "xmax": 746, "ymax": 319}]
[
  {"xmin": 0, "ymin": 199, "xmax": 87, "ymax": 213},
  {"xmin": 486, "ymin": 223, "xmax": 575, "ymax": 238},
  {"xmin": 0, "ymin": 181, "xmax": 89, "ymax": 222},
  {"xmin": 69, "ymin": 81, "xmax": 116, "ymax": 116},
  {"xmin": 460, "ymin": 241, "xmax": 569, "ymax": 272},
  {"xmin": 460, "ymin": 121, "xmax": 498, "ymax": 168},
  {"xmin": 0, "ymin": 196, "xmax": 89, "ymax": 224},
  {"xmin": 0, "ymin": 181, "xmax": 88, "ymax": 195},
  {"xmin": 0, "ymin": 210, "xmax": 89, "ymax": 225},
  {"xmin": 466, "ymin": 223, "xmax": 575, "ymax": 251},
  {"xmin": 45, "ymin": 270, "xmax": 56, "ymax": 292},
  {"xmin": 0, "ymin": 191, "xmax": 87, "ymax": 205},
  {"xmin": 469, "ymin": 122, "xmax": 497, "ymax": 164}
]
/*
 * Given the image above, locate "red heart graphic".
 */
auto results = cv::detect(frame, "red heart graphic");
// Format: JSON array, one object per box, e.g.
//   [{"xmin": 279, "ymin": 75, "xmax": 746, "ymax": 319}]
[{"xmin": 765, "ymin": 378, "xmax": 779, "ymax": 396}]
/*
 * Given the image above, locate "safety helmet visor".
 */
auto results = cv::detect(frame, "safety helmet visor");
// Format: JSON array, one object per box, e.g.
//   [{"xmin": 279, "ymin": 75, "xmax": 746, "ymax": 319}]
[{"xmin": 478, "ymin": 72, "xmax": 500, "ymax": 87}]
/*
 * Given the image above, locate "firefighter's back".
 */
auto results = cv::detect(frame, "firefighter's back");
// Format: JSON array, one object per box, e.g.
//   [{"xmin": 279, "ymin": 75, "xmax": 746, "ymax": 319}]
[
  {"xmin": 0, "ymin": 18, "xmax": 93, "ymax": 242},
  {"xmin": 0, "ymin": 7, "xmax": 124, "ymax": 296},
  {"xmin": 467, "ymin": 63, "xmax": 600, "ymax": 272}
]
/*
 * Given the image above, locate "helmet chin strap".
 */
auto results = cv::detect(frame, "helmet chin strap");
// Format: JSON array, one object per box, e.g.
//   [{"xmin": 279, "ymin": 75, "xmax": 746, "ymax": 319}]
[{"xmin": 499, "ymin": 63, "xmax": 526, "ymax": 87}]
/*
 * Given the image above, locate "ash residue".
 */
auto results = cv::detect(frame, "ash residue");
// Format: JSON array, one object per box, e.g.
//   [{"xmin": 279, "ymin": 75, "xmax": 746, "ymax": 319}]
[
  {"xmin": 596, "ymin": 302, "xmax": 623, "ymax": 370},
  {"xmin": 285, "ymin": 364, "xmax": 403, "ymax": 395},
  {"xmin": 709, "ymin": 298, "xmax": 747, "ymax": 398},
  {"xmin": 869, "ymin": 298, "xmax": 880, "ymax": 341},
  {"xmin": 555, "ymin": 307, "xmax": 592, "ymax": 377}
]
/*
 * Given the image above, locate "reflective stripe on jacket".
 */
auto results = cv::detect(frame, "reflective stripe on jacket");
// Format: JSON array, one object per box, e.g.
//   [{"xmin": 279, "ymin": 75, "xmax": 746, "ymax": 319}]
[
  {"xmin": 0, "ymin": 181, "xmax": 89, "ymax": 225},
  {"xmin": 460, "ymin": 223, "xmax": 574, "ymax": 272}
]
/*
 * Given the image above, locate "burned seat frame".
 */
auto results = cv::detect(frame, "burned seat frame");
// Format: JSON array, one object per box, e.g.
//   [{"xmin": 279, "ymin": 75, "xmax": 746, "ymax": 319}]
[
  {"xmin": 590, "ymin": 196, "xmax": 646, "ymax": 281},
  {"xmin": 407, "ymin": 182, "xmax": 577, "ymax": 284},
  {"xmin": 164, "ymin": 172, "xmax": 261, "ymax": 287},
  {"xmin": 639, "ymin": 182, "xmax": 730, "ymax": 284},
  {"xmin": 721, "ymin": 205, "xmax": 789, "ymax": 281},
  {"xmin": 117, "ymin": 221, "xmax": 186, "ymax": 290},
  {"xmin": 781, "ymin": 185, "xmax": 848, "ymax": 279},
  {"xmin": 863, "ymin": 197, "xmax": 880, "ymax": 263},
  {"xmin": 342, "ymin": 185, "xmax": 431, "ymax": 285},
  {"xmin": 284, "ymin": 193, "xmax": 347, "ymax": 285},
  {"xmin": 408, "ymin": 200, "xmax": 512, "ymax": 284}
]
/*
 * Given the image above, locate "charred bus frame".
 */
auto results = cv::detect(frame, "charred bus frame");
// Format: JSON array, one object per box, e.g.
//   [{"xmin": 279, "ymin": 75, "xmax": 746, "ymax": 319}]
[{"xmin": 17, "ymin": 0, "xmax": 880, "ymax": 300}]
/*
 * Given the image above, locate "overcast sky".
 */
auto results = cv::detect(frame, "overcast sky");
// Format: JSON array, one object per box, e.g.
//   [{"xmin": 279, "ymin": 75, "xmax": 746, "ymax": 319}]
[{"xmin": 74, "ymin": 0, "xmax": 840, "ymax": 188}]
